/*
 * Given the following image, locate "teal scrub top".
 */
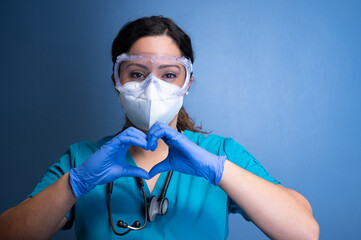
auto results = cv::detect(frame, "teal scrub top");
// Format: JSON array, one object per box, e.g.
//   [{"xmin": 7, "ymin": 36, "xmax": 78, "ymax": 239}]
[{"xmin": 28, "ymin": 130, "xmax": 281, "ymax": 240}]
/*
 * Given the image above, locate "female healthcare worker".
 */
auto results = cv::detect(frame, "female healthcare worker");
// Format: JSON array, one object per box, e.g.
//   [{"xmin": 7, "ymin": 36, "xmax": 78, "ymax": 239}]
[{"xmin": 0, "ymin": 16, "xmax": 319, "ymax": 239}]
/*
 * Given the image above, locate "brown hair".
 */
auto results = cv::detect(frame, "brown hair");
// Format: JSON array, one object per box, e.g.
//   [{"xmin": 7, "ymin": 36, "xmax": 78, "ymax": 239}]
[{"xmin": 112, "ymin": 16, "xmax": 207, "ymax": 134}]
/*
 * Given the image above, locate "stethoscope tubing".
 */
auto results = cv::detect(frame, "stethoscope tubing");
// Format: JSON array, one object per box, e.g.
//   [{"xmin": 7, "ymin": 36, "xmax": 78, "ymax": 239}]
[{"xmin": 107, "ymin": 178, "xmax": 148, "ymax": 235}]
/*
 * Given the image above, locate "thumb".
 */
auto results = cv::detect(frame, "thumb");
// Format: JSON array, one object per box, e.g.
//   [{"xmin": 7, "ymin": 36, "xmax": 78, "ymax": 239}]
[
  {"xmin": 125, "ymin": 165, "xmax": 151, "ymax": 180},
  {"xmin": 149, "ymin": 159, "xmax": 172, "ymax": 179}
]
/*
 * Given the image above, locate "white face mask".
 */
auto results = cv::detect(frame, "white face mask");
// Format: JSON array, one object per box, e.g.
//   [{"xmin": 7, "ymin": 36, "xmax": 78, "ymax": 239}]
[
  {"xmin": 113, "ymin": 53, "xmax": 193, "ymax": 131},
  {"xmin": 118, "ymin": 73, "xmax": 185, "ymax": 131}
]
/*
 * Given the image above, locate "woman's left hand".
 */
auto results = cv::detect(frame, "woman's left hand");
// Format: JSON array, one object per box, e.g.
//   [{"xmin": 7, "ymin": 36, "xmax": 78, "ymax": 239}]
[{"xmin": 147, "ymin": 122, "xmax": 226, "ymax": 185}]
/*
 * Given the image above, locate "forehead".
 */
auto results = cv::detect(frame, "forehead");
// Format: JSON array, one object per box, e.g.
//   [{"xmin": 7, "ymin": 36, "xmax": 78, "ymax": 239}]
[{"xmin": 128, "ymin": 35, "xmax": 182, "ymax": 58}]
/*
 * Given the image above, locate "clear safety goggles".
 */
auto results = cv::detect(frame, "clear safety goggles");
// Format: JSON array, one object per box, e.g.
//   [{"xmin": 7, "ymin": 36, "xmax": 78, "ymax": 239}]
[{"xmin": 113, "ymin": 53, "xmax": 193, "ymax": 96}]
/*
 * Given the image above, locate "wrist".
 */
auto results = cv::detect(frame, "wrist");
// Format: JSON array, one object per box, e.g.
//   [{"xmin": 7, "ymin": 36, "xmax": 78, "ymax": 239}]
[
  {"xmin": 69, "ymin": 168, "xmax": 94, "ymax": 199},
  {"xmin": 213, "ymin": 155, "xmax": 226, "ymax": 186},
  {"xmin": 62, "ymin": 172, "xmax": 78, "ymax": 203}
]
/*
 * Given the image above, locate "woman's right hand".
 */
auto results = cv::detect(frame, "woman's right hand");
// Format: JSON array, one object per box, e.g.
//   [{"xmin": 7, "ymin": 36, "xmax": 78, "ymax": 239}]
[{"xmin": 69, "ymin": 127, "xmax": 151, "ymax": 199}]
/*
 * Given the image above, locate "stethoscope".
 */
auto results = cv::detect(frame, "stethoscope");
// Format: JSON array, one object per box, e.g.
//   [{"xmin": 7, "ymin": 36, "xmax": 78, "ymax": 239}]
[
  {"xmin": 107, "ymin": 171, "xmax": 173, "ymax": 236},
  {"xmin": 107, "ymin": 124, "xmax": 177, "ymax": 236}
]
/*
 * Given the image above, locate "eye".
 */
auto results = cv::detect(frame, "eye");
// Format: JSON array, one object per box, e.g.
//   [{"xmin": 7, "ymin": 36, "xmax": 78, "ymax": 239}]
[
  {"xmin": 162, "ymin": 73, "xmax": 177, "ymax": 80},
  {"xmin": 130, "ymin": 72, "xmax": 146, "ymax": 80}
]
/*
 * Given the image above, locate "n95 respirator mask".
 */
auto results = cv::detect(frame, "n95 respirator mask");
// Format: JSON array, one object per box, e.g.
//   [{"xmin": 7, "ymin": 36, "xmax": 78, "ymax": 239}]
[{"xmin": 113, "ymin": 53, "xmax": 193, "ymax": 131}]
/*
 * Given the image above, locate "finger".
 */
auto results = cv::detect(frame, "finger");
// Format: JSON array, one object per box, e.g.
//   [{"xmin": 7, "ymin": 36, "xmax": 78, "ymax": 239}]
[
  {"xmin": 146, "ymin": 122, "xmax": 163, "ymax": 150},
  {"xmin": 149, "ymin": 159, "xmax": 172, "ymax": 179},
  {"xmin": 125, "ymin": 165, "xmax": 151, "ymax": 180},
  {"xmin": 118, "ymin": 127, "xmax": 148, "ymax": 145},
  {"xmin": 108, "ymin": 127, "xmax": 147, "ymax": 146},
  {"xmin": 147, "ymin": 121, "xmax": 164, "ymax": 136},
  {"xmin": 122, "ymin": 127, "xmax": 147, "ymax": 139},
  {"xmin": 118, "ymin": 136, "xmax": 149, "ymax": 149},
  {"xmin": 102, "ymin": 135, "xmax": 149, "ymax": 154},
  {"xmin": 147, "ymin": 122, "xmax": 178, "ymax": 150},
  {"xmin": 110, "ymin": 126, "xmax": 149, "ymax": 146}
]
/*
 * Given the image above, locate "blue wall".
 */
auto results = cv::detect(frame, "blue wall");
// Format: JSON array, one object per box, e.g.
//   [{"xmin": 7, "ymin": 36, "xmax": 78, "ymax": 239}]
[{"xmin": 1, "ymin": 1, "xmax": 360, "ymax": 239}]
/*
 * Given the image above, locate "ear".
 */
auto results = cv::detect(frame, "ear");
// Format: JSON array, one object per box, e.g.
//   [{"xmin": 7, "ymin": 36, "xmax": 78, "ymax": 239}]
[
  {"xmin": 111, "ymin": 74, "xmax": 116, "ymax": 86},
  {"xmin": 186, "ymin": 76, "xmax": 194, "ymax": 91},
  {"xmin": 111, "ymin": 74, "xmax": 120, "ymax": 93}
]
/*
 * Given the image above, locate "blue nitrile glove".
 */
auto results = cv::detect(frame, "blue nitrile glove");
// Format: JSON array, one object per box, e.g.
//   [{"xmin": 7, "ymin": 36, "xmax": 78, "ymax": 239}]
[
  {"xmin": 69, "ymin": 127, "xmax": 150, "ymax": 199},
  {"xmin": 147, "ymin": 122, "xmax": 226, "ymax": 186}
]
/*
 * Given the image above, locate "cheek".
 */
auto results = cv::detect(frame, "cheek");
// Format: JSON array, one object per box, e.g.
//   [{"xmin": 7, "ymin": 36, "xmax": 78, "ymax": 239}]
[
  {"xmin": 118, "ymin": 72, "xmax": 130, "ymax": 85},
  {"xmin": 175, "ymin": 80, "xmax": 185, "ymax": 88}
]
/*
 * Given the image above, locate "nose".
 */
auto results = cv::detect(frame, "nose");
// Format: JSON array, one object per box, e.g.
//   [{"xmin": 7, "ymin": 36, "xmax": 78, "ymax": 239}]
[
  {"xmin": 147, "ymin": 73, "xmax": 157, "ymax": 83},
  {"xmin": 142, "ymin": 73, "xmax": 161, "ymax": 90}
]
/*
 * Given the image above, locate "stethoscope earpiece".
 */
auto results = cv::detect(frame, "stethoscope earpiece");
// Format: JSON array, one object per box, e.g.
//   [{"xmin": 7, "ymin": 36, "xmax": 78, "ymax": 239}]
[{"xmin": 116, "ymin": 220, "xmax": 141, "ymax": 228}]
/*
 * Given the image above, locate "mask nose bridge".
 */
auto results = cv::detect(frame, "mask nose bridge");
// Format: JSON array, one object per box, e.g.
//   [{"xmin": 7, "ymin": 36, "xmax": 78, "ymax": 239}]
[{"xmin": 142, "ymin": 73, "xmax": 161, "ymax": 91}]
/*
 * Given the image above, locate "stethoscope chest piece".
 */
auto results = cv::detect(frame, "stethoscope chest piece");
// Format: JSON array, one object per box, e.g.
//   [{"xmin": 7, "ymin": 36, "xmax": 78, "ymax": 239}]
[
  {"xmin": 148, "ymin": 195, "xmax": 169, "ymax": 222},
  {"xmin": 160, "ymin": 197, "xmax": 169, "ymax": 215}
]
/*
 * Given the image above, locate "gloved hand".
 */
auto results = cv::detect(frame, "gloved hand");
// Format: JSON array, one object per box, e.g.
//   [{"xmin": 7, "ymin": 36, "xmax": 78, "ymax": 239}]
[
  {"xmin": 69, "ymin": 127, "xmax": 150, "ymax": 199},
  {"xmin": 147, "ymin": 122, "xmax": 226, "ymax": 186}
]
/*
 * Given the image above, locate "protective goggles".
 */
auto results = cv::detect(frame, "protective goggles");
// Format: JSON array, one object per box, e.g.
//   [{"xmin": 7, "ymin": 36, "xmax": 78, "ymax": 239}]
[{"xmin": 113, "ymin": 53, "xmax": 193, "ymax": 96}]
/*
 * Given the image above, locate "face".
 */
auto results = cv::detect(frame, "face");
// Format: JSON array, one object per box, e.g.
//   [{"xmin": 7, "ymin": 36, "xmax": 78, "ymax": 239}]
[
  {"xmin": 112, "ymin": 35, "xmax": 193, "ymax": 131},
  {"xmin": 113, "ymin": 35, "xmax": 193, "ymax": 89}
]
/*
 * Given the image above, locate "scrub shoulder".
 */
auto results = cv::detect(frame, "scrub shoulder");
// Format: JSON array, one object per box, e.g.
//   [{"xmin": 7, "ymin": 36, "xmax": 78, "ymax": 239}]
[{"xmin": 183, "ymin": 130, "xmax": 281, "ymax": 185}]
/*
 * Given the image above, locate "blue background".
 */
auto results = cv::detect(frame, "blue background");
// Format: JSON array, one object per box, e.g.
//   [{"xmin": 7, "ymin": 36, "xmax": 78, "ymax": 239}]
[{"xmin": 1, "ymin": 0, "xmax": 360, "ymax": 239}]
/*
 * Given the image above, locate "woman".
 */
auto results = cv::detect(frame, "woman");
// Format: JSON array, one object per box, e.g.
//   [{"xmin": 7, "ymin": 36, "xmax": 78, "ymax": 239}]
[{"xmin": 0, "ymin": 16, "xmax": 319, "ymax": 239}]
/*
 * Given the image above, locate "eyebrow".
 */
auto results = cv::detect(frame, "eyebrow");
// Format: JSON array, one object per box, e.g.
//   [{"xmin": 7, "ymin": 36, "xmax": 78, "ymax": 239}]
[
  {"xmin": 124, "ymin": 63, "xmax": 181, "ymax": 71},
  {"xmin": 125, "ymin": 63, "xmax": 149, "ymax": 70},
  {"xmin": 158, "ymin": 64, "xmax": 181, "ymax": 70}
]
